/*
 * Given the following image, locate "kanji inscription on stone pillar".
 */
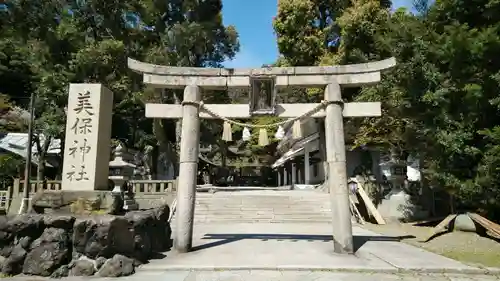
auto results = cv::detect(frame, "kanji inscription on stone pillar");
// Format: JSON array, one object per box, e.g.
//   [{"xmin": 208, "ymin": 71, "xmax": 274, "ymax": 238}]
[{"xmin": 62, "ymin": 84, "xmax": 113, "ymax": 191}]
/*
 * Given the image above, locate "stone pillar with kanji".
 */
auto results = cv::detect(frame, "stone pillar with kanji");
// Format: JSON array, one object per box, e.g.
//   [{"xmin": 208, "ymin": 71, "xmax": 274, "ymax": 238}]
[{"xmin": 62, "ymin": 84, "xmax": 114, "ymax": 191}]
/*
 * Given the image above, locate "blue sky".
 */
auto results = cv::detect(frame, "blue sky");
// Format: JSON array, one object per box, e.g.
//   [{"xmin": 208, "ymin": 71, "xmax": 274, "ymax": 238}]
[{"xmin": 222, "ymin": 0, "xmax": 414, "ymax": 68}]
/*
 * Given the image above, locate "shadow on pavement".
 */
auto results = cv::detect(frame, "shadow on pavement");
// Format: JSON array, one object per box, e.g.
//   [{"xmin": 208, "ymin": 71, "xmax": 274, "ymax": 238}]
[{"xmin": 190, "ymin": 233, "xmax": 415, "ymax": 252}]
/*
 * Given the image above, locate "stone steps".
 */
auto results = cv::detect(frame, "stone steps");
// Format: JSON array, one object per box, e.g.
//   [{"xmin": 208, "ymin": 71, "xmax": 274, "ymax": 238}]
[{"xmin": 171, "ymin": 190, "xmax": 333, "ymax": 223}]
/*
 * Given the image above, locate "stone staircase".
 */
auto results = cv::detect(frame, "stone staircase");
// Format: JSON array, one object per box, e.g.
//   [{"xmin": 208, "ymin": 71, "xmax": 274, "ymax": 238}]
[{"xmin": 171, "ymin": 190, "xmax": 334, "ymax": 224}]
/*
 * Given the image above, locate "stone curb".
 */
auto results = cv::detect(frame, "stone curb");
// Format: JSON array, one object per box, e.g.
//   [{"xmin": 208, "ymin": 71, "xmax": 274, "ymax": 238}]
[{"xmin": 138, "ymin": 265, "xmax": 500, "ymax": 276}]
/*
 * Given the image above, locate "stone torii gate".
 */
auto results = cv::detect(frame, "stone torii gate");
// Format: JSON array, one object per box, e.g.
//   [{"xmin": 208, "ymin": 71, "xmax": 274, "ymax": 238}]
[{"xmin": 128, "ymin": 57, "xmax": 396, "ymax": 254}]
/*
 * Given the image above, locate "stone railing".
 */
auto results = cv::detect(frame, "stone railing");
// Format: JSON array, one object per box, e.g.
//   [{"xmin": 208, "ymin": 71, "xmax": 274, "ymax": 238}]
[
  {"xmin": 18, "ymin": 180, "xmax": 62, "ymax": 194},
  {"xmin": 129, "ymin": 179, "xmax": 177, "ymax": 194},
  {"xmin": 2, "ymin": 178, "xmax": 177, "ymax": 212}
]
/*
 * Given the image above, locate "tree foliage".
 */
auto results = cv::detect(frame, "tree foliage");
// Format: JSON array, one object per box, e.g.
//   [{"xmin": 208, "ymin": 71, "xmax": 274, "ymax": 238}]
[
  {"xmin": 274, "ymin": 0, "xmax": 500, "ymax": 219},
  {"xmin": 0, "ymin": 0, "xmax": 239, "ymax": 179}
]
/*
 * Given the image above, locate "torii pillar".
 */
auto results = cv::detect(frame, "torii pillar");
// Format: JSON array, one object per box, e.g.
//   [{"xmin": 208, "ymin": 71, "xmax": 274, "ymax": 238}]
[
  {"xmin": 325, "ymin": 82, "xmax": 352, "ymax": 252},
  {"xmin": 128, "ymin": 57, "xmax": 396, "ymax": 254},
  {"xmin": 175, "ymin": 85, "xmax": 201, "ymax": 252}
]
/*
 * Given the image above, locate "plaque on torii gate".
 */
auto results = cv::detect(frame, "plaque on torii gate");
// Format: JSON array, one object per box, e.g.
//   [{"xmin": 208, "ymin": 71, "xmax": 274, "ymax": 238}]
[
  {"xmin": 249, "ymin": 76, "xmax": 277, "ymax": 116},
  {"xmin": 128, "ymin": 57, "xmax": 396, "ymax": 254}
]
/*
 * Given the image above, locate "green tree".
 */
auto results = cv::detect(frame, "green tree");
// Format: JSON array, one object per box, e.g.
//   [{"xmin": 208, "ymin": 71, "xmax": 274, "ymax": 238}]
[
  {"xmin": 273, "ymin": 0, "xmax": 349, "ymax": 66},
  {"xmin": 0, "ymin": 94, "xmax": 26, "ymax": 187},
  {"xmin": 338, "ymin": 1, "xmax": 500, "ymax": 218},
  {"xmin": 142, "ymin": 0, "xmax": 239, "ymax": 176},
  {"xmin": 1, "ymin": 0, "xmax": 241, "ymax": 183},
  {"xmin": 0, "ymin": 154, "xmax": 24, "ymax": 188},
  {"xmin": 274, "ymin": 0, "xmax": 500, "ymax": 220}
]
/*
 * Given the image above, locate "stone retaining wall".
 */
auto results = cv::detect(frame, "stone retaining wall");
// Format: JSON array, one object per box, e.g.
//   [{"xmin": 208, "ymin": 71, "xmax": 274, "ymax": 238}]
[{"xmin": 0, "ymin": 205, "xmax": 172, "ymax": 278}]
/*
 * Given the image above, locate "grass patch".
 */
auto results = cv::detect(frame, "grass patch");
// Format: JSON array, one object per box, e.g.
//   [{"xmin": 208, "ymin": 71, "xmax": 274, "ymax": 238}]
[
  {"xmin": 398, "ymin": 236, "xmax": 500, "ymax": 268},
  {"xmin": 363, "ymin": 223, "xmax": 500, "ymax": 269},
  {"xmin": 91, "ymin": 209, "xmax": 108, "ymax": 215},
  {"xmin": 439, "ymin": 249, "xmax": 500, "ymax": 268}
]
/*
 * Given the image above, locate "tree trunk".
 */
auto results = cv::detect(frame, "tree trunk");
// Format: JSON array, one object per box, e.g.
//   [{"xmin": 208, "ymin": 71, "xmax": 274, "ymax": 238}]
[
  {"xmin": 35, "ymin": 137, "xmax": 51, "ymax": 191},
  {"xmin": 173, "ymin": 91, "xmax": 182, "ymax": 178},
  {"xmin": 151, "ymin": 145, "xmax": 159, "ymax": 180},
  {"xmin": 152, "ymin": 119, "xmax": 178, "ymax": 178},
  {"xmin": 419, "ymin": 156, "xmax": 434, "ymax": 216},
  {"xmin": 216, "ymin": 139, "xmax": 228, "ymax": 167},
  {"xmin": 36, "ymin": 159, "xmax": 45, "ymax": 190},
  {"xmin": 143, "ymin": 87, "xmax": 180, "ymax": 179},
  {"xmin": 221, "ymin": 150, "xmax": 227, "ymax": 167},
  {"xmin": 56, "ymin": 137, "xmax": 65, "ymax": 180}
]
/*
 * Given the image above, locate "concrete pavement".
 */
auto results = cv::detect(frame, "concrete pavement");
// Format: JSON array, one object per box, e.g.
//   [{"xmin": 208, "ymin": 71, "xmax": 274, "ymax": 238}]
[
  {"xmin": 142, "ymin": 222, "xmax": 498, "ymax": 274},
  {"xmin": 129, "ymin": 271, "xmax": 500, "ymax": 281},
  {"xmin": 2, "ymin": 270, "xmax": 499, "ymax": 281}
]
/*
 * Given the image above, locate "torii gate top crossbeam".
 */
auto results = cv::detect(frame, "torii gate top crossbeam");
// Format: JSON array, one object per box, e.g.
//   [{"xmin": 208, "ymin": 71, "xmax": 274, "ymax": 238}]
[{"xmin": 127, "ymin": 57, "xmax": 396, "ymax": 89}]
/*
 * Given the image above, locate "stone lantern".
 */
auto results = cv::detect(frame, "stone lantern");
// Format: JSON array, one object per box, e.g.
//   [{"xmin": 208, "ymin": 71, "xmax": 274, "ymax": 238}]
[
  {"xmin": 109, "ymin": 144, "xmax": 138, "ymax": 211},
  {"xmin": 380, "ymin": 159, "xmax": 407, "ymax": 188}
]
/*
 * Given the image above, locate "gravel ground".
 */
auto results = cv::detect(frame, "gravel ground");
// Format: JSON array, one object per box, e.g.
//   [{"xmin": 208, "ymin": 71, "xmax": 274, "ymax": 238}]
[{"xmin": 362, "ymin": 223, "xmax": 500, "ymax": 268}]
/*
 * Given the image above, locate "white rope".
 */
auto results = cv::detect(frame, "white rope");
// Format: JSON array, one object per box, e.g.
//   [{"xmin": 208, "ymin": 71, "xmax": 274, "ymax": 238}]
[{"xmin": 181, "ymin": 100, "xmax": 333, "ymax": 128}]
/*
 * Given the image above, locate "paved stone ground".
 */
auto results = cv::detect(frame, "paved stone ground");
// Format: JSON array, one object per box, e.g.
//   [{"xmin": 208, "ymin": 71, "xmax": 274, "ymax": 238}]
[
  {"xmin": 2, "ymin": 271, "xmax": 499, "ymax": 280},
  {"xmin": 130, "ymin": 271, "xmax": 500, "ymax": 281},
  {"xmin": 142, "ymin": 223, "xmax": 499, "ymax": 274}
]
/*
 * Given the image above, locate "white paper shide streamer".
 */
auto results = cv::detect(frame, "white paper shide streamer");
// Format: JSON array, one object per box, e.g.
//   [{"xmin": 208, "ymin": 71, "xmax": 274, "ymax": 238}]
[
  {"xmin": 274, "ymin": 125, "xmax": 285, "ymax": 140},
  {"xmin": 242, "ymin": 127, "xmax": 251, "ymax": 141}
]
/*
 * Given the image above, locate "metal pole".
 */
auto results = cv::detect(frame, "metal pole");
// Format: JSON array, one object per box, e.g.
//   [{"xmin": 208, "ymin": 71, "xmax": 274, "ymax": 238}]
[{"xmin": 18, "ymin": 92, "xmax": 35, "ymax": 214}]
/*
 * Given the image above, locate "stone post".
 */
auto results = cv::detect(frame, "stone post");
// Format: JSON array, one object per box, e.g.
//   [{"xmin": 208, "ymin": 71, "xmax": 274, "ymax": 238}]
[
  {"xmin": 297, "ymin": 166, "xmax": 302, "ymax": 184},
  {"xmin": 277, "ymin": 170, "xmax": 281, "ymax": 186},
  {"xmin": 175, "ymin": 85, "xmax": 201, "ymax": 253},
  {"xmin": 62, "ymin": 84, "xmax": 113, "ymax": 191},
  {"xmin": 304, "ymin": 145, "xmax": 311, "ymax": 184},
  {"xmin": 283, "ymin": 168, "xmax": 288, "ymax": 185},
  {"xmin": 291, "ymin": 163, "xmax": 296, "ymax": 185},
  {"xmin": 318, "ymin": 120, "xmax": 328, "ymax": 182},
  {"xmin": 324, "ymin": 82, "xmax": 353, "ymax": 254}
]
